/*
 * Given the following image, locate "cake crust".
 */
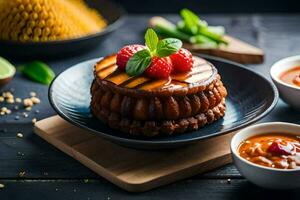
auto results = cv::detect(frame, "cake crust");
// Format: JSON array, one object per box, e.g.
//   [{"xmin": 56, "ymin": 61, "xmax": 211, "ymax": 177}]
[{"xmin": 90, "ymin": 54, "xmax": 227, "ymax": 137}]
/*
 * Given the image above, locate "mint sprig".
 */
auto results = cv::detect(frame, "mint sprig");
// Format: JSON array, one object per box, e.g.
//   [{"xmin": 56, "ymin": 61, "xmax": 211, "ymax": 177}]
[
  {"xmin": 145, "ymin": 29, "xmax": 158, "ymax": 53},
  {"xmin": 126, "ymin": 49, "xmax": 152, "ymax": 76},
  {"xmin": 156, "ymin": 38, "xmax": 182, "ymax": 57},
  {"xmin": 125, "ymin": 28, "xmax": 182, "ymax": 76}
]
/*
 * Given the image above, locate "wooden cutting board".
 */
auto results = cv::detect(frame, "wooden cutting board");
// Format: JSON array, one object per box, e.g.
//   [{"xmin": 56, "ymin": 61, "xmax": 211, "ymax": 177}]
[
  {"xmin": 34, "ymin": 115, "xmax": 235, "ymax": 192},
  {"xmin": 184, "ymin": 35, "xmax": 264, "ymax": 64},
  {"xmin": 149, "ymin": 17, "xmax": 264, "ymax": 64}
]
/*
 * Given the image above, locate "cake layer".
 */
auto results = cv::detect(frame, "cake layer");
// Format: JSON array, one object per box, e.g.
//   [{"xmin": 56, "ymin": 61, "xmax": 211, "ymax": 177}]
[
  {"xmin": 91, "ymin": 77, "xmax": 227, "ymax": 121},
  {"xmin": 91, "ymin": 99, "xmax": 226, "ymax": 137},
  {"xmin": 94, "ymin": 54, "xmax": 218, "ymax": 97}
]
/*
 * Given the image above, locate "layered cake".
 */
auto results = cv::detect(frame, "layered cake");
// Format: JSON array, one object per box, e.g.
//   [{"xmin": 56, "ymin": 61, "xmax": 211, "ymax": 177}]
[{"xmin": 91, "ymin": 29, "xmax": 227, "ymax": 137}]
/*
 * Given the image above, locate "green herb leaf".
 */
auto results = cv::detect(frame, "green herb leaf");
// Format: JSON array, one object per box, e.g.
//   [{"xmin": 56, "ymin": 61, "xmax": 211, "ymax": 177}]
[
  {"xmin": 126, "ymin": 49, "xmax": 152, "ymax": 76},
  {"xmin": 19, "ymin": 61, "xmax": 55, "ymax": 85},
  {"xmin": 145, "ymin": 28, "xmax": 159, "ymax": 52},
  {"xmin": 180, "ymin": 8, "xmax": 200, "ymax": 35},
  {"xmin": 156, "ymin": 38, "xmax": 182, "ymax": 57}
]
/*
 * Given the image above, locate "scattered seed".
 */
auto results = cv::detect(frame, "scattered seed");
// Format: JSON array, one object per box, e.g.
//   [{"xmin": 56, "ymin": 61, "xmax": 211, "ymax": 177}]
[
  {"xmin": 23, "ymin": 112, "xmax": 29, "ymax": 118},
  {"xmin": 15, "ymin": 98, "xmax": 22, "ymax": 103},
  {"xmin": 14, "ymin": 105, "xmax": 19, "ymax": 110},
  {"xmin": 25, "ymin": 107, "xmax": 32, "ymax": 111},
  {"xmin": 55, "ymin": 188, "xmax": 58, "ymax": 191},
  {"xmin": 0, "ymin": 183, "xmax": 5, "ymax": 189},
  {"xmin": 84, "ymin": 179, "xmax": 89, "ymax": 183},
  {"xmin": 6, "ymin": 98, "xmax": 14, "ymax": 104},
  {"xmin": 32, "ymin": 118, "xmax": 37, "ymax": 124},
  {"xmin": 30, "ymin": 92, "xmax": 36, "ymax": 97},
  {"xmin": 43, "ymin": 172, "xmax": 48, "ymax": 176},
  {"xmin": 1, "ymin": 107, "xmax": 7, "ymax": 112},
  {"xmin": 15, "ymin": 116, "xmax": 20, "ymax": 120},
  {"xmin": 35, "ymin": 109, "xmax": 40, "ymax": 114},
  {"xmin": 17, "ymin": 133, "xmax": 23, "ymax": 138},
  {"xmin": 227, "ymin": 179, "xmax": 231, "ymax": 184},
  {"xmin": 23, "ymin": 98, "xmax": 33, "ymax": 107},
  {"xmin": 3, "ymin": 92, "xmax": 13, "ymax": 99},
  {"xmin": 31, "ymin": 97, "xmax": 40, "ymax": 104},
  {"xmin": 19, "ymin": 171, "xmax": 26, "ymax": 177}
]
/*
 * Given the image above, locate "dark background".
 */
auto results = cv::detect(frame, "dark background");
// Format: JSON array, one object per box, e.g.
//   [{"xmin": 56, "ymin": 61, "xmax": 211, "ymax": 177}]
[{"xmin": 115, "ymin": 0, "xmax": 299, "ymax": 13}]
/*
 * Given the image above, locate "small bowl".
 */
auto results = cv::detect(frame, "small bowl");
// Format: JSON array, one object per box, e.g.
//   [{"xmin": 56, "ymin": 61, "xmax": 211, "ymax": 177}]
[
  {"xmin": 231, "ymin": 122, "xmax": 300, "ymax": 189},
  {"xmin": 270, "ymin": 55, "xmax": 300, "ymax": 110}
]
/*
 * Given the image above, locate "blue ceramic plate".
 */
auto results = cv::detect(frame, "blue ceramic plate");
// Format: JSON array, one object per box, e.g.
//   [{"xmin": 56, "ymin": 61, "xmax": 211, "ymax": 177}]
[{"xmin": 49, "ymin": 55, "xmax": 278, "ymax": 149}]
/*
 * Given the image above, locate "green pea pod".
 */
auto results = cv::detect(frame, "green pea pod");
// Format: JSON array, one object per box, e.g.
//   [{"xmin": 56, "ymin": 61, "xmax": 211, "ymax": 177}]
[{"xmin": 19, "ymin": 61, "xmax": 55, "ymax": 85}]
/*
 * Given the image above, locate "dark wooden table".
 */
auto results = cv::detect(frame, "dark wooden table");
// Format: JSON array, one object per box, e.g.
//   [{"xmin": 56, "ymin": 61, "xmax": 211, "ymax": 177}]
[{"xmin": 1, "ymin": 14, "xmax": 300, "ymax": 200}]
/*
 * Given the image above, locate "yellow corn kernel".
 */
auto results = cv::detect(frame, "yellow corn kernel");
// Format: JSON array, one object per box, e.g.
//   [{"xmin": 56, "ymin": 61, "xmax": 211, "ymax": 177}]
[
  {"xmin": 42, "ymin": 27, "xmax": 50, "ymax": 36},
  {"xmin": 38, "ymin": 20, "xmax": 45, "ymax": 28},
  {"xmin": 28, "ymin": 20, "xmax": 36, "ymax": 28},
  {"xmin": 18, "ymin": 4, "xmax": 25, "ymax": 11},
  {"xmin": 26, "ymin": 4, "xmax": 33, "ymax": 12},
  {"xmin": 21, "ymin": 12, "xmax": 29, "ymax": 19},
  {"xmin": 34, "ymin": 4, "xmax": 42, "ymax": 13},
  {"xmin": 33, "ymin": 36, "xmax": 40, "ymax": 42},
  {"xmin": 19, "ymin": 34, "xmax": 30, "ymax": 42},
  {"xmin": 33, "ymin": 27, "xmax": 42, "ymax": 36}
]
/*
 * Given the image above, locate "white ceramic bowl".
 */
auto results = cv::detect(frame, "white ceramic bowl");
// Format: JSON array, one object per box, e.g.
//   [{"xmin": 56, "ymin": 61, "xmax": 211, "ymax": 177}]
[
  {"xmin": 270, "ymin": 55, "xmax": 300, "ymax": 110},
  {"xmin": 231, "ymin": 122, "xmax": 300, "ymax": 189}
]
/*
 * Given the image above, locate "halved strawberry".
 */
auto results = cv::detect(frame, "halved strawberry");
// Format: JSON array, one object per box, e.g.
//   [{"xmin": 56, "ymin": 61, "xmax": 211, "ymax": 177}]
[
  {"xmin": 170, "ymin": 48, "xmax": 194, "ymax": 72},
  {"xmin": 116, "ymin": 45, "xmax": 146, "ymax": 70},
  {"xmin": 145, "ymin": 57, "xmax": 172, "ymax": 79}
]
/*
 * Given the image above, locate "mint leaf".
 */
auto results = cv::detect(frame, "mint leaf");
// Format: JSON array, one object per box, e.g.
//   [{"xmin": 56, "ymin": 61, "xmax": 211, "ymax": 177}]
[
  {"xmin": 19, "ymin": 61, "xmax": 55, "ymax": 85},
  {"xmin": 126, "ymin": 49, "xmax": 152, "ymax": 76},
  {"xmin": 145, "ymin": 28, "xmax": 158, "ymax": 52},
  {"xmin": 156, "ymin": 38, "xmax": 182, "ymax": 57}
]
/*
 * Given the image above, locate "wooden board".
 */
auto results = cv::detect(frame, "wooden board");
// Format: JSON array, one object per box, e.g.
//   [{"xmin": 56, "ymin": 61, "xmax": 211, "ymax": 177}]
[
  {"xmin": 34, "ymin": 115, "xmax": 234, "ymax": 192},
  {"xmin": 184, "ymin": 35, "xmax": 264, "ymax": 64},
  {"xmin": 149, "ymin": 17, "xmax": 264, "ymax": 64}
]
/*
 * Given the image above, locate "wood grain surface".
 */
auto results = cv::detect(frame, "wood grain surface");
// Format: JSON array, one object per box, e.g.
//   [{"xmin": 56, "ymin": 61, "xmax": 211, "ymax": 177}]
[
  {"xmin": 184, "ymin": 35, "xmax": 264, "ymax": 64},
  {"xmin": 34, "ymin": 115, "xmax": 234, "ymax": 192},
  {"xmin": 1, "ymin": 14, "xmax": 300, "ymax": 199}
]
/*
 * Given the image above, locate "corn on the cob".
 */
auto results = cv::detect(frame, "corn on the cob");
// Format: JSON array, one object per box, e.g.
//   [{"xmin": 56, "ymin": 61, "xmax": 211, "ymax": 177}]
[{"xmin": 0, "ymin": 0, "xmax": 107, "ymax": 42}]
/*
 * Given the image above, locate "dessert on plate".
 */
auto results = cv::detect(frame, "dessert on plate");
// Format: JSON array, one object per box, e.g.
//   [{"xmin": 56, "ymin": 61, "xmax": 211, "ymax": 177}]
[{"xmin": 91, "ymin": 29, "xmax": 227, "ymax": 137}]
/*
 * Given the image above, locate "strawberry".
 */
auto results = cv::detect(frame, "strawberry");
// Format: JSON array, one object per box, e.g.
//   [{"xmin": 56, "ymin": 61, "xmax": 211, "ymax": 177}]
[
  {"xmin": 145, "ymin": 57, "xmax": 172, "ymax": 79},
  {"xmin": 170, "ymin": 48, "xmax": 194, "ymax": 72},
  {"xmin": 116, "ymin": 45, "xmax": 146, "ymax": 70},
  {"xmin": 267, "ymin": 141, "xmax": 293, "ymax": 156}
]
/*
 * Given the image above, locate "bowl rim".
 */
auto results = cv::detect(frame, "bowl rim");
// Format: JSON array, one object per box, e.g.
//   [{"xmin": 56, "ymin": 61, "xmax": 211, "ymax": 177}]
[
  {"xmin": 48, "ymin": 54, "xmax": 279, "ymax": 147},
  {"xmin": 231, "ymin": 121, "xmax": 300, "ymax": 172},
  {"xmin": 270, "ymin": 55, "xmax": 300, "ymax": 91}
]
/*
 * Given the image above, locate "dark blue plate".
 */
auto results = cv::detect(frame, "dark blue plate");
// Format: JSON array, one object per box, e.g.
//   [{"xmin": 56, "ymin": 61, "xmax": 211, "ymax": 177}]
[{"xmin": 49, "ymin": 55, "xmax": 278, "ymax": 149}]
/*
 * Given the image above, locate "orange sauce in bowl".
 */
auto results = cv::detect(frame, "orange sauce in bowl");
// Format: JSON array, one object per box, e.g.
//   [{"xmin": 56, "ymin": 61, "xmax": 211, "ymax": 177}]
[
  {"xmin": 238, "ymin": 134, "xmax": 300, "ymax": 169},
  {"xmin": 280, "ymin": 66, "xmax": 300, "ymax": 87}
]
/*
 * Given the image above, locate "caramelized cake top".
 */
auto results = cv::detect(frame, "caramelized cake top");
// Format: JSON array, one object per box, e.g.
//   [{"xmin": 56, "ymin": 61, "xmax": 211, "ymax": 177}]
[{"xmin": 94, "ymin": 54, "xmax": 218, "ymax": 95}]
